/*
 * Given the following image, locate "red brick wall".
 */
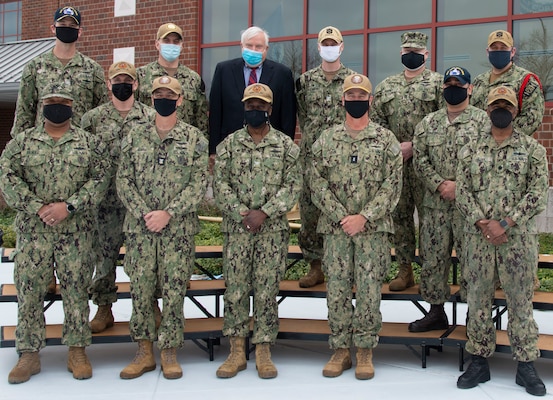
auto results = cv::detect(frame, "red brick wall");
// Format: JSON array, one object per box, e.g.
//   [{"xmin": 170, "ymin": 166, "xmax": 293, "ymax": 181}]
[{"xmin": 536, "ymin": 107, "xmax": 553, "ymax": 184}]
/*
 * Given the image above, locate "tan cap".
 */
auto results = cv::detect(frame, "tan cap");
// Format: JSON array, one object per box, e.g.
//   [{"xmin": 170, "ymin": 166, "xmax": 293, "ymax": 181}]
[
  {"xmin": 318, "ymin": 26, "xmax": 343, "ymax": 43},
  {"xmin": 108, "ymin": 61, "xmax": 137, "ymax": 80},
  {"xmin": 241, "ymin": 83, "xmax": 273, "ymax": 104},
  {"xmin": 157, "ymin": 23, "xmax": 183, "ymax": 40},
  {"xmin": 152, "ymin": 76, "xmax": 182, "ymax": 95},
  {"xmin": 488, "ymin": 30, "xmax": 513, "ymax": 47},
  {"xmin": 487, "ymin": 86, "xmax": 517, "ymax": 107},
  {"xmin": 401, "ymin": 31, "xmax": 428, "ymax": 49},
  {"xmin": 41, "ymin": 82, "xmax": 74, "ymax": 101},
  {"xmin": 343, "ymin": 74, "xmax": 372, "ymax": 94}
]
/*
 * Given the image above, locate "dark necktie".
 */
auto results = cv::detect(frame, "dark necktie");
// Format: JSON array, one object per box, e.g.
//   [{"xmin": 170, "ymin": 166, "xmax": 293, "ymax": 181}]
[{"xmin": 248, "ymin": 67, "xmax": 257, "ymax": 86}]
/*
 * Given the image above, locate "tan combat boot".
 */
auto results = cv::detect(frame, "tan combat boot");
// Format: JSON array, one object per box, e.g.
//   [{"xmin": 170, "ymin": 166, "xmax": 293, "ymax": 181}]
[
  {"xmin": 389, "ymin": 263, "xmax": 415, "ymax": 291},
  {"xmin": 8, "ymin": 351, "xmax": 41, "ymax": 384},
  {"xmin": 120, "ymin": 340, "xmax": 156, "ymax": 379},
  {"xmin": 355, "ymin": 348, "xmax": 374, "ymax": 380},
  {"xmin": 154, "ymin": 300, "xmax": 162, "ymax": 330},
  {"xmin": 255, "ymin": 343, "xmax": 277, "ymax": 379},
  {"xmin": 161, "ymin": 348, "xmax": 182, "ymax": 379},
  {"xmin": 47, "ymin": 271, "xmax": 57, "ymax": 294},
  {"xmin": 216, "ymin": 337, "xmax": 247, "ymax": 378},
  {"xmin": 298, "ymin": 260, "xmax": 325, "ymax": 288},
  {"xmin": 90, "ymin": 304, "xmax": 114, "ymax": 333},
  {"xmin": 323, "ymin": 348, "xmax": 352, "ymax": 377},
  {"xmin": 67, "ymin": 346, "xmax": 92, "ymax": 380}
]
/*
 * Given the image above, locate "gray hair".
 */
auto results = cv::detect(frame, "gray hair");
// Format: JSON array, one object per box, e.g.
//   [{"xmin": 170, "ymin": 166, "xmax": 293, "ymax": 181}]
[{"xmin": 241, "ymin": 26, "xmax": 269, "ymax": 46}]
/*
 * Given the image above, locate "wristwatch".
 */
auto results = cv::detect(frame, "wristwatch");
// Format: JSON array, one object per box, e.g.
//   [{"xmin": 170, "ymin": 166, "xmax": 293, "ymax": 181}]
[
  {"xmin": 66, "ymin": 202, "xmax": 76, "ymax": 214},
  {"xmin": 499, "ymin": 219, "xmax": 510, "ymax": 231}
]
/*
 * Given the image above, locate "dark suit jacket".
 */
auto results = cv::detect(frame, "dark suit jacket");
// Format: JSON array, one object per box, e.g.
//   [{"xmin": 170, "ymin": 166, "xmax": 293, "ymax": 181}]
[{"xmin": 208, "ymin": 58, "xmax": 297, "ymax": 154}]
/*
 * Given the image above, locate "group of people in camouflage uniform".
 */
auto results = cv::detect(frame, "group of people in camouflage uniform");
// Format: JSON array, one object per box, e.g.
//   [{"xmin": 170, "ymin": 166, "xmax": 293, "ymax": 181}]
[{"xmin": 0, "ymin": 5, "xmax": 548, "ymax": 396}]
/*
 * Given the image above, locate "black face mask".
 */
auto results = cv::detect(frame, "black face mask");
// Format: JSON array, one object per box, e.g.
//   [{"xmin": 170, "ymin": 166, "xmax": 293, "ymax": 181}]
[
  {"xmin": 111, "ymin": 83, "xmax": 133, "ymax": 101},
  {"xmin": 490, "ymin": 108, "xmax": 513, "ymax": 129},
  {"xmin": 56, "ymin": 26, "xmax": 79, "ymax": 43},
  {"xmin": 344, "ymin": 100, "xmax": 369, "ymax": 119},
  {"xmin": 401, "ymin": 52, "xmax": 425, "ymax": 70},
  {"xmin": 443, "ymin": 85, "xmax": 468, "ymax": 106},
  {"xmin": 43, "ymin": 104, "xmax": 73, "ymax": 124},
  {"xmin": 244, "ymin": 109, "xmax": 269, "ymax": 128},
  {"xmin": 488, "ymin": 50, "xmax": 511, "ymax": 70},
  {"xmin": 154, "ymin": 98, "xmax": 178, "ymax": 117}
]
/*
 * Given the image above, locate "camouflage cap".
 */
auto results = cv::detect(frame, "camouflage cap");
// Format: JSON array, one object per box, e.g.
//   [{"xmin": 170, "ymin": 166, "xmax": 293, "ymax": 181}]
[
  {"xmin": 157, "ymin": 23, "xmax": 183, "ymax": 40},
  {"xmin": 401, "ymin": 31, "xmax": 428, "ymax": 49},
  {"xmin": 152, "ymin": 76, "xmax": 182, "ymax": 95},
  {"xmin": 41, "ymin": 82, "xmax": 74, "ymax": 101},
  {"xmin": 443, "ymin": 66, "xmax": 471, "ymax": 85},
  {"xmin": 487, "ymin": 86, "xmax": 517, "ymax": 108},
  {"xmin": 54, "ymin": 6, "xmax": 81, "ymax": 25},
  {"xmin": 487, "ymin": 30, "xmax": 514, "ymax": 47},
  {"xmin": 242, "ymin": 83, "xmax": 273, "ymax": 104},
  {"xmin": 108, "ymin": 61, "xmax": 137, "ymax": 80},
  {"xmin": 343, "ymin": 74, "xmax": 372, "ymax": 94},
  {"xmin": 318, "ymin": 26, "xmax": 343, "ymax": 43}
]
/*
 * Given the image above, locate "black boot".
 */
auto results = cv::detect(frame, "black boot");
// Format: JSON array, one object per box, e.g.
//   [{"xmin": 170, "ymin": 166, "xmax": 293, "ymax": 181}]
[
  {"xmin": 408, "ymin": 304, "xmax": 449, "ymax": 332},
  {"xmin": 516, "ymin": 361, "xmax": 546, "ymax": 396},
  {"xmin": 457, "ymin": 355, "xmax": 490, "ymax": 389}
]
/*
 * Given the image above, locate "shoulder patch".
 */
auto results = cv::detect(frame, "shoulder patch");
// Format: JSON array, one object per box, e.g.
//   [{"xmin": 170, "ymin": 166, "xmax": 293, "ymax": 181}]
[{"xmin": 287, "ymin": 144, "xmax": 300, "ymax": 160}]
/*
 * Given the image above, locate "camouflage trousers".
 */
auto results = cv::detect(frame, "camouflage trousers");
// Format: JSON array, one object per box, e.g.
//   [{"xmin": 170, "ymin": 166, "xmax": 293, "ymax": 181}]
[
  {"xmin": 13, "ymin": 231, "xmax": 94, "ymax": 353},
  {"xmin": 298, "ymin": 172, "xmax": 324, "ymax": 263},
  {"xmin": 323, "ymin": 231, "xmax": 390, "ymax": 349},
  {"xmin": 222, "ymin": 230, "xmax": 289, "ymax": 344},
  {"xmin": 392, "ymin": 160, "xmax": 424, "ymax": 265},
  {"xmin": 419, "ymin": 204, "xmax": 464, "ymax": 305},
  {"xmin": 124, "ymin": 232, "xmax": 194, "ymax": 349},
  {"xmin": 89, "ymin": 206, "xmax": 125, "ymax": 306},
  {"xmin": 463, "ymin": 233, "xmax": 540, "ymax": 361}
]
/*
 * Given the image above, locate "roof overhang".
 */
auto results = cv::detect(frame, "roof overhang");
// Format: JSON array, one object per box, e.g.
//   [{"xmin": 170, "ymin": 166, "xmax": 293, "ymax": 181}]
[{"xmin": 0, "ymin": 38, "xmax": 56, "ymax": 103}]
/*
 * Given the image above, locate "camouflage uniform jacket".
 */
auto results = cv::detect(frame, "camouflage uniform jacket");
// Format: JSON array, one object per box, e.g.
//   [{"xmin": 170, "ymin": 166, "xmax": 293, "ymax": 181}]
[
  {"xmin": 413, "ymin": 105, "xmax": 490, "ymax": 210},
  {"xmin": 0, "ymin": 125, "xmax": 110, "ymax": 234},
  {"xmin": 471, "ymin": 64, "xmax": 544, "ymax": 136},
  {"xmin": 370, "ymin": 68, "xmax": 444, "ymax": 142},
  {"xmin": 116, "ymin": 120, "xmax": 208, "ymax": 236},
  {"xmin": 296, "ymin": 64, "xmax": 357, "ymax": 155},
  {"xmin": 310, "ymin": 123, "xmax": 403, "ymax": 234},
  {"xmin": 214, "ymin": 127, "xmax": 301, "ymax": 234},
  {"xmin": 81, "ymin": 101, "xmax": 156, "ymax": 210},
  {"xmin": 456, "ymin": 130, "xmax": 548, "ymax": 235},
  {"xmin": 136, "ymin": 61, "xmax": 208, "ymax": 134},
  {"xmin": 10, "ymin": 50, "xmax": 108, "ymax": 136}
]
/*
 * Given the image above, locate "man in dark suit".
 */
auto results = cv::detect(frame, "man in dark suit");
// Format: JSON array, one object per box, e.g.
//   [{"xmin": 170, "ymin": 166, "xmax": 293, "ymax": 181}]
[{"xmin": 209, "ymin": 26, "xmax": 297, "ymax": 160}]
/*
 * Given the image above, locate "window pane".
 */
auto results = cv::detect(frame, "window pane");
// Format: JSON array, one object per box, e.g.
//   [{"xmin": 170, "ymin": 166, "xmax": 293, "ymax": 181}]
[
  {"xmin": 436, "ymin": 22, "xmax": 505, "ymax": 79},
  {"xmin": 267, "ymin": 40, "xmax": 303, "ymax": 81},
  {"xmin": 368, "ymin": 29, "xmax": 432, "ymax": 88},
  {"xmin": 306, "ymin": 35, "xmax": 364, "ymax": 72},
  {"xmin": 5, "ymin": 2, "xmax": 19, "ymax": 12},
  {"xmin": 202, "ymin": 45, "xmax": 241, "ymax": 96},
  {"xmin": 437, "ymin": 0, "xmax": 507, "ymax": 21},
  {"xmin": 514, "ymin": 0, "xmax": 553, "ymax": 14},
  {"xmin": 514, "ymin": 18, "xmax": 553, "ymax": 101},
  {"xmin": 4, "ymin": 11, "xmax": 18, "ymax": 36},
  {"xmin": 308, "ymin": 0, "xmax": 364, "ymax": 34},
  {"xmin": 369, "ymin": 0, "xmax": 431, "ymax": 28},
  {"xmin": 203, "ymin": 0, "xmax": 248, "ymax": 43},
  {"xmin": 253, "ymin": 0, "xmax": 303, "ymax": 38}
]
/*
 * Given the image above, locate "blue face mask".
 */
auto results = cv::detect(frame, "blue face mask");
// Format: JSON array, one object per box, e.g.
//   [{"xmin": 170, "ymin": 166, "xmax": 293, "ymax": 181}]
[
  {"xmin": 488, "ymin": 50, "xmax": 511, "ymax": 70},
  {"xmin": 160, "ymin": 44, "xmax": 181, "ymax": 62},
  {"xmin": 242, "ymin": 48, "xmax": 263, "ymax": 67}
]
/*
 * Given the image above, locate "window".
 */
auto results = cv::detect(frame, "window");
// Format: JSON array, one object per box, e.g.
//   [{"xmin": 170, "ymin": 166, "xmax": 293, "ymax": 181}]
[{"xmin": 0, "ymin": 1, "xmax": 22, "ymax": 43}]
